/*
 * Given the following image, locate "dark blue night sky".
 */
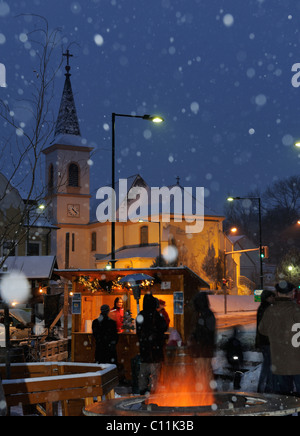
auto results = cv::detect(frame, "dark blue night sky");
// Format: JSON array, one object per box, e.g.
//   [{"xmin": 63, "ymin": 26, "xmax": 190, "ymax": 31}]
[{"xmin": 1, "ymin": 0, "xmax": 300, "ymax": 215}]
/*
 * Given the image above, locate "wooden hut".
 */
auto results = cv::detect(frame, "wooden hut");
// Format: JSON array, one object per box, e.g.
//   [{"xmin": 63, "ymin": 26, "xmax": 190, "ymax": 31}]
[{"xmin": 56, "ymin": 267, "xmax": 209, "ymax": 380}]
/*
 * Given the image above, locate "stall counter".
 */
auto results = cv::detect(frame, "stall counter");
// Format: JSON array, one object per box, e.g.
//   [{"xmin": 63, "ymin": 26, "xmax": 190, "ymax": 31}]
[{"xmin": 71, "ymin": 331, "xmax": 140, "ymax": 381}]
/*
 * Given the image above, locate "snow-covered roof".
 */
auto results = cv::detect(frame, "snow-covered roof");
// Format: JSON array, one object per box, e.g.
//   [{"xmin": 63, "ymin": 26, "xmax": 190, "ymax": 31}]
[
  {"xmin": 49, "ymin": 133, "xmax": 86, "ymax": 147},
  {"xmin": 228, "ymin": 235, "xmax": 247, "ymax": 244},
  {"xmin": 95, "ymin": 245, "xmax": 159, "ymax": 261},
  {"xmin": 25, "ymin": 210, "xmax": 59, "ymax": 229},
  {"xmin": 0, "ymin": 256, "xmax": 58, "ymax": 279}
]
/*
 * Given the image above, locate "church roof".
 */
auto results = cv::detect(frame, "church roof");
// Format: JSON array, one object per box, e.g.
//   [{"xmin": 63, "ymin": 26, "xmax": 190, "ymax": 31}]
[
  {"xmin": 95, "ymin": 245, "xmax": 160, "ymax": 262},
  {"xmin": 54, "ymin": 58, "xmax": 81, "ymax": 138},
  {"xmin": 89, "ymin": 174, "xmax": 224, "ymax": 224}
]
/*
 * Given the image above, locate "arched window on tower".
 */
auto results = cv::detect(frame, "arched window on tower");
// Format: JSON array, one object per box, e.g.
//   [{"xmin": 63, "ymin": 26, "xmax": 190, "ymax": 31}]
[
  {"xmin": 140, "ymin": 225, "xmax": 148, "ymax": 246},
  {"xmin": 48, "ymin": 164, "xmax": 54, "ymax": 192},
  {"xmin": 68, "ymin": 163, "xmax": 79, "ymax": 187}
]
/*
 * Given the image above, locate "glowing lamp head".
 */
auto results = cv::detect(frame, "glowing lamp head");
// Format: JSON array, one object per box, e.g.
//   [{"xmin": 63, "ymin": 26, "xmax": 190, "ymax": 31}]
[
  {"xmin": 143, "ymin": 114, "xmax": 164, "ymax": 123},
  {"xmin": 151, "ymin": 116, "xmax": 164, "ymax": 123}
]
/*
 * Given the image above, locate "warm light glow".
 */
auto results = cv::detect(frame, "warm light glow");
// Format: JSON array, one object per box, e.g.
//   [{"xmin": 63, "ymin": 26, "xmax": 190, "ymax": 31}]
[
  {"xmin": 105, "ymin": 263, "xmax": 112, "ymax": 270},
  {"xmin": 295, "ymin": 141, "xmax": 300, "ymax": 148},
  {"xmin": 227, "ymin": 197, "xmax": 234, "ymax": 202},
  {"xmin": 297, "ymin": 220, "xmax": 300, "ymax": 225},
  {"xmin": 231, "ymin": 227, "xmax": 238, "ymax": 233},
  {"xmin": 146, "ymin": 352, "xmax": 215, "ymax": 408},
  {"xmin": 288, "ymin": 265, "xmax": 293, "ymax": 271},
  {"xmin": 151, "ymin": 116, "xmax": 164, "ymax": 123},
  {"xmin": 38, "ymin": 204, "xmax": 45, "ymax": 210},
  {"xmin": 143, "ymin": 114, "xmax": 164, "ymax": 123}
]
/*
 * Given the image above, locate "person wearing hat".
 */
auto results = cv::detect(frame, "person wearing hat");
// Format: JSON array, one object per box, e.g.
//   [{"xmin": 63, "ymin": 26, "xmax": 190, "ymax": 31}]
[
  {"xmin": 259, "ymin": 281, "xmax": 300, "ymax": 395},
  {"xmin": 92, "ymin": 304, "xmax": 119, "ymax": 365}
]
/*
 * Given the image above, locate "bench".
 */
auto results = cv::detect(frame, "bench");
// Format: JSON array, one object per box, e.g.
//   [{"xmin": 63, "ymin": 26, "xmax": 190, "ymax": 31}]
[{"xmin": 0, "ymin": 362, "xmax": 118, "ymax": 416}]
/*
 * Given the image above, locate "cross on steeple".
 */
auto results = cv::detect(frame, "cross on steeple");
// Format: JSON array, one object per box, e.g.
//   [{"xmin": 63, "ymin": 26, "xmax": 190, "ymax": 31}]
[{"xmin": 63, "ymin": 49, "xmax": 73, "ymax": 76}]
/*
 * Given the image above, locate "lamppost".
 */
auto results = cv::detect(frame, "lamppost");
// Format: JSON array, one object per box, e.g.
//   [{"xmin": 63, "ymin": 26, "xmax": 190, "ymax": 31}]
[
  {"xmin": 110, "ymin": 113, "xmax": 164, "ymax": 269},
  {"xmin": 227, "ymin": 196, "xmax": 264, "ymax": 289}
]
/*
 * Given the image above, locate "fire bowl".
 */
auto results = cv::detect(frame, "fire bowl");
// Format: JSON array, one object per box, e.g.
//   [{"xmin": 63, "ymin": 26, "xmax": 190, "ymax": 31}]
[{"xmin": 83, "ymin": 392, "xmax": 300, "ymax": 416}]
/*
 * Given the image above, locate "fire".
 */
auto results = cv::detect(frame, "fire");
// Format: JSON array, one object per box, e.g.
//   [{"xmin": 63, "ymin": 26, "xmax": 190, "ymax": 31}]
[{"xmin": 145, "ymin": 349, "xmax": 215, "ymax": 408}]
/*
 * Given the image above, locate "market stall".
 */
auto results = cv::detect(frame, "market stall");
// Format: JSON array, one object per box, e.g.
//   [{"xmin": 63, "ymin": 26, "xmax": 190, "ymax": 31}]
[{"xmin": 56, "ymin": 266, "xmax": 210, "ymax": 381}]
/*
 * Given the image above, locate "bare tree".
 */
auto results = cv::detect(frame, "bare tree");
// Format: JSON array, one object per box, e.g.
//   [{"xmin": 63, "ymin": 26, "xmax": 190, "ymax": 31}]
[
  {"xmin": 224, "ymin": 189, "xmax": 263, "ymax": 245},
  {"xmin": 276, "ymin": 247, "xmax": 300, "ymax": 287},
  {"xmin": 263, "ymin": 176, "xmax": 300, "ymax": 213},
  {"xmin": 0, "ymin": 15, "xmax": 63, "ymax": 268},
  {"xmin": 224, "ymin": 176, "xmax": 300, "ymax": 263}
]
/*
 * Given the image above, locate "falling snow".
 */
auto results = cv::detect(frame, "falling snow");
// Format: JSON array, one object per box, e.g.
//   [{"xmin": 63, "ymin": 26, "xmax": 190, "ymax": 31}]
[{"xmin": 0, "ymin": 1, "xmax": 299, "ymax": 212}]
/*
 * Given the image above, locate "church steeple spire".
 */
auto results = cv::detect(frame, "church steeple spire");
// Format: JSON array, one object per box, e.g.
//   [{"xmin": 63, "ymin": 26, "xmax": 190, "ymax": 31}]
[{"xmin": 54, "ymin": 50, "xmax": 81, "ymax": 138}]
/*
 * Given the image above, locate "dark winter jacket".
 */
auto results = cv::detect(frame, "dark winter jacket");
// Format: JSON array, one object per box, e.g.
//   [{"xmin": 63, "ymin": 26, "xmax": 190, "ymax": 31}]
[
  {"xmin": 136, "ymin": 294, "xmax": 168, "ymax": 363},
  {"xmin": 92, "ymin": 314, "xmax": 119, "ymax": 365},
  {"xmin": 255, "ymin": 301, "xmax": 271, "ymax": 349},
  {"xmin": 0, "ymin": 377, "xmax": 7, "ymax": 416},
  {"xmin": 188, "ymin": 293, "xmax": 216, "ymax": 359},
  {"xmin": 259, "ymin": 298, "xmax": 300, "ymax": 375}
]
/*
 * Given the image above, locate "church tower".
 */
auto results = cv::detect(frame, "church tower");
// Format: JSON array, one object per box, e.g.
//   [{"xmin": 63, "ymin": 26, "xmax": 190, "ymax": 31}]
[{"xmin": 43, "ymin": 51, "xmax": 93, "ymax": 268}]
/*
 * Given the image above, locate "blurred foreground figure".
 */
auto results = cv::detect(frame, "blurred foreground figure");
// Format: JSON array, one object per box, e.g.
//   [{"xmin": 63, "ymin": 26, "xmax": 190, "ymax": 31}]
[
  {"xmin": 136, "ymin": 294, "xmax": 167, "ymax": 394},
  {"xmin": 259, "ymin": 281, "xmax": 300, "ymax": 396},
  {"xmin": 255, "ymin": 290, "xmax": 276, "ymax": 393},
  {"xmin": 188, "ymin": 292, "xmax": 216, "ymax": 386},
  {"xmin": 92, "ymin": 304, "xmax": 119, "ymax": 365},
  {"xmin": 0, "ymin": 377, "xmax": 7, "ymax": 416},
  {"xmin": 224, "ymin": 326, "xmax": 244, "ymax": 390}
]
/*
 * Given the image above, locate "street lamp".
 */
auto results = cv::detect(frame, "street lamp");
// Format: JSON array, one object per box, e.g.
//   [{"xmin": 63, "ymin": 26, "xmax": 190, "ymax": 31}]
[
  {"xmin": 110, "ymin": 112, "xmax": 164, "ymax": 269},
  {"xmin": 226, "ymin": 196, "xmax": 264, "ymax": 289}
]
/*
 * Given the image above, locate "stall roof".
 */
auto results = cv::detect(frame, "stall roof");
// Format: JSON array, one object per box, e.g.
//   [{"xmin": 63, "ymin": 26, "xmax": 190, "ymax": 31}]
[
  {"xmin": 0, "ymin": 256, "xmax": 58, "ymax": 280},
  {"xmin": 55, "ymin": 266, "xmax": 210, "ymax": 289}
]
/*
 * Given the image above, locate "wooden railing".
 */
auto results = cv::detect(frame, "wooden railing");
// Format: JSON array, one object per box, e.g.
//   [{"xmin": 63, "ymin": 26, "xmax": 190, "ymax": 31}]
[
  {"xmin": 0, "ymin": 362, "xmax": 118, "ymax": 416},
  {"xmin": 39, "ymin": 339, "xmax": 69, "ymax": 362}
]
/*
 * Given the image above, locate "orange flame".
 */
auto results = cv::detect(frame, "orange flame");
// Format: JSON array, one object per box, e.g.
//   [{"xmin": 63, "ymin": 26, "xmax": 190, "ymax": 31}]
[{"xmin": 146, "ymin": 350, "xmax": 215, "ymax": 408}]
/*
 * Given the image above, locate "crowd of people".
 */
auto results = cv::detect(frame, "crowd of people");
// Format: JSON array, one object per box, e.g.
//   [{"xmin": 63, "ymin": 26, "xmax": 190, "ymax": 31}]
[
  {"xmin": 91, "ymin": 281, "xmax": 300, "ymax": 399},
  {"xmin": 91, "ymin": 292, "xmax": 216, "ymax": 395}
]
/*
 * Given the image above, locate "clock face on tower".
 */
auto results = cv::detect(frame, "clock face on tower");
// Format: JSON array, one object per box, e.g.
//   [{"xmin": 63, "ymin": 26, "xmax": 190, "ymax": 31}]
[{"xmin": 67, "ymin": 204, "xmax": 80, "ymax": 217}]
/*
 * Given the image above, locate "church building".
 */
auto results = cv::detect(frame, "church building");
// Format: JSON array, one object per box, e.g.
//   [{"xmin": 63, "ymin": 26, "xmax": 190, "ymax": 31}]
[{"xmin": 42, "ymin": 57, "xmax": 237, "ymax": 291}]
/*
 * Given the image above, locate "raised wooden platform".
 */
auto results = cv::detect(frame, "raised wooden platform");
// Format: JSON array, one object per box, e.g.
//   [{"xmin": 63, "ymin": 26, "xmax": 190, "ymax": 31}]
[{"xmin": 0, "ymin": 362, "xmax": 118, "ymax": 416}]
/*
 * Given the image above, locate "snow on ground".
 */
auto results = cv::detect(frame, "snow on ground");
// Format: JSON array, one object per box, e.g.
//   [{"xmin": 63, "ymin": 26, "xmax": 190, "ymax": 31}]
[
  {"xmin": 9, "ymin": 296, "xmax": 263, "ymax": 415},
  {"xmin": 209, "ymin": 294, "xmax": 260, "ymax": 314},
  {"xmin": 214, "ymin": 322, "xmax": 263, "ymax": 393}
]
